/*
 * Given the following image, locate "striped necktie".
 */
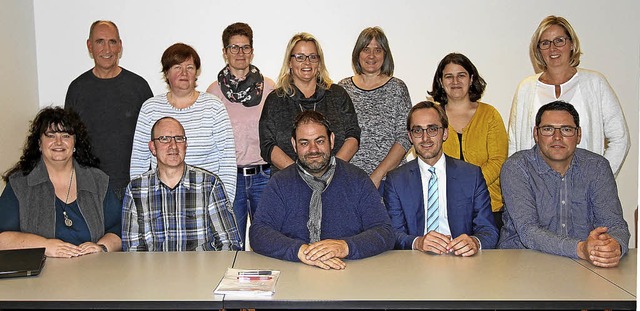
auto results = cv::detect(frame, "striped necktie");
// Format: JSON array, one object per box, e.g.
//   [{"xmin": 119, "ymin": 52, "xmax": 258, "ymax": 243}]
[{"xmin": 426, "ymin": 167, "xmax": 439, "ymax": 233}]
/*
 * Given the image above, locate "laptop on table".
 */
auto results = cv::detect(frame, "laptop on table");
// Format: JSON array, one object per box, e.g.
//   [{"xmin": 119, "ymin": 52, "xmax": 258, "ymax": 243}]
[{"xmin": 0, "ymin": 247, "xmax": 46, "ymax": 278}]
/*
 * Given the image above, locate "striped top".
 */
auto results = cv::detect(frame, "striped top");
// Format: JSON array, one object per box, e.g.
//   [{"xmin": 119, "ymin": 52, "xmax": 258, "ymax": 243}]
[{"xmin": 129, "ymin": 92, "xmax": 237, "ymax": 204}]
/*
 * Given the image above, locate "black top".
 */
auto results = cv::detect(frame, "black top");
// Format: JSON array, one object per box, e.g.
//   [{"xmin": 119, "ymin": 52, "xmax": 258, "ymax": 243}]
[
  {"xmin": 259, "ymin": 84, "xmax": 361, "ymax": 174},
  {"xmin": 65, "ymin": 68, "xmax": 153, "ymax": 192},
  {"xmin": 457, "ymin": 132, "xmax": 465, "ymax": 162}
]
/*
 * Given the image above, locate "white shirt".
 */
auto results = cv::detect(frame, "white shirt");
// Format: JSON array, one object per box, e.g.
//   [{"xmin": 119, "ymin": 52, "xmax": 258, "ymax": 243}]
[
  {"xmin": 534, "ymin": 74, "xmax": 589, "ymax": 144},
  {"xmin": 413, "ymin": 154, "xmax": 482, "ymax": 250},
  {"xmin": 417, "ymin": 154, "xmax": 450, "ymax": 236},
  {"xmin": 508, "ymin": 68, "xmax": 629, "ymax": 176}
]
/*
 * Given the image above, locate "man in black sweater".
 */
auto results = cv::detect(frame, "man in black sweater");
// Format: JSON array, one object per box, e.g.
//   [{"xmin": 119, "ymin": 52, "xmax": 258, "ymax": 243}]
[{"xmin": 65, "ymin": 20, "xmax": 153, "ymax": 201}]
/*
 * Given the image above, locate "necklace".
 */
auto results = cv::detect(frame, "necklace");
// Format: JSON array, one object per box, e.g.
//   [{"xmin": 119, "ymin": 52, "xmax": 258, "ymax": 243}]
[{"xmin": 63, "ymin": 169, "xmax": 74, "ymax": 227}]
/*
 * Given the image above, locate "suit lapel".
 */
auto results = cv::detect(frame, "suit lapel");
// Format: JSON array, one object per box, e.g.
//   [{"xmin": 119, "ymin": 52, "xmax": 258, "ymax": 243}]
[
  {"xmin": 406, "ymin": 159, "xmax": 426, "ymax": 236},
  {"xmin": 445, "ymin": 156, "xmax": 457, "ymax": 232}
]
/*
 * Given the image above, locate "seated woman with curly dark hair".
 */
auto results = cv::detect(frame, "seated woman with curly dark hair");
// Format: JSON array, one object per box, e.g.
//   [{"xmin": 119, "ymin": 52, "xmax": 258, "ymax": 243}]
[{"xmin": 0, "ymin": 107, "xmax": 121, "ymax": 258}]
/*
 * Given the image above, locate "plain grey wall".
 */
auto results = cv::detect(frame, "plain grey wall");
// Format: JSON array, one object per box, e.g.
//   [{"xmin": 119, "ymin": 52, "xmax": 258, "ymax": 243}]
[{"xmin": 0, "ymin": 0, "xmax": 40, "ymax": 186}]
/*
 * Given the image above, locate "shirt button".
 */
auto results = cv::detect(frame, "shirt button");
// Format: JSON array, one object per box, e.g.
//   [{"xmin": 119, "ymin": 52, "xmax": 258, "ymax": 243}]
[
  {"xmin": 562, "ymin": 224, "xmax": 566, "ymax": 228},
  {"xmin": 561, "ymin": 200, "xmax": 565, "ymax": 204}
]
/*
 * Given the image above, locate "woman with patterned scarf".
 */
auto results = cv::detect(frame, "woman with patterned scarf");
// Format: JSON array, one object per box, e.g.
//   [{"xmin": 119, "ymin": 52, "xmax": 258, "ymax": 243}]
[{"xmin": 206, "ymin": 22, "xmax": 275, "ymax": 248}]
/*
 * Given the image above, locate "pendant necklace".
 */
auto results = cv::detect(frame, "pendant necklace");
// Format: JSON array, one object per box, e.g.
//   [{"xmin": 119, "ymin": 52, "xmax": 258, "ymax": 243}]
[{"xmin": 63, "ymin": 169, "xmax": 74, "ymax": 227}]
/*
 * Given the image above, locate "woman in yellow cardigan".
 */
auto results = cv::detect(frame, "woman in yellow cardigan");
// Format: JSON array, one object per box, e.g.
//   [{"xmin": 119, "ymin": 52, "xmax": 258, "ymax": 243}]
[{"xmin": 428, "ymin": 53, "xmax": 508, "ymax": 228}]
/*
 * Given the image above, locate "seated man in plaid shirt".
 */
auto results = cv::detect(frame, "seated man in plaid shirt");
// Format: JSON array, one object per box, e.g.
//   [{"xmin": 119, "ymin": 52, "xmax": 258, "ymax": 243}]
[{"xmin": 122, "ymin": 117, "xmax": 242, "ymax": 251}]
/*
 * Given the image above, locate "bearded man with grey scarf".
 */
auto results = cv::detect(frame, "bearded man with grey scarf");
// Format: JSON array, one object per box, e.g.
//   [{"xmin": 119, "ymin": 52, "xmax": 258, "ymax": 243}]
[{"xmin": 250, "ymin": 111, "xmax": 395, "ymax": 269}]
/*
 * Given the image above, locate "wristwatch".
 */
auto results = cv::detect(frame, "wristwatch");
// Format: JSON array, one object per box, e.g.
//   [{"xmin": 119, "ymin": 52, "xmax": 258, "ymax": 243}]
[{"xmin": 98, "ymin": 244, "xmax": 108, "ymax": 252}]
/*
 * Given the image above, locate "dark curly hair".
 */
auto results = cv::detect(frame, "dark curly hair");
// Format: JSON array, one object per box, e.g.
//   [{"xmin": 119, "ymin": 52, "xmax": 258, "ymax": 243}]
[
  {"xmin": 428, "ymin": 53, "xmax": 487, "ymax": 106},
  {"xmin": 3, "ymin": 107, "xmax": 99, "ymax": 182}
]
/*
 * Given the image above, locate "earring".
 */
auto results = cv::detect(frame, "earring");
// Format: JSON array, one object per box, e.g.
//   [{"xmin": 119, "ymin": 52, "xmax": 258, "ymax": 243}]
[{"xmin": 73, "ymin": 148, "xmax": 76, "ymax": 152}]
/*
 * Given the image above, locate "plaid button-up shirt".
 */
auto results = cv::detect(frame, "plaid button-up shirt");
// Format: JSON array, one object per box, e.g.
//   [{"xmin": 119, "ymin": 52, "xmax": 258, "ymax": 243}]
[{"xmin": 122, "ymin": 164, "xmax": 242, "ymax": 251}]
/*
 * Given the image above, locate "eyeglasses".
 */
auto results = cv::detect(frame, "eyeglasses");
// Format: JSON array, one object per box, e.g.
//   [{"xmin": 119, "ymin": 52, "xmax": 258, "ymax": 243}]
[
  {"xmin": 153, "ymin": 135, "xmax": 187, "ymax": 143},
  {"xmin": 290, "ymin": 53, "xmax": 320, "ymax": 63},
  {"xmin": 226, "ymin": 44, "xmax": 253, "ymax": 54},
  {"xmin": 538, "ymin": 36, "xmax": 570, "ymax": 50},
  {"xmin": 362, "ymin": 47, "xmax": 384, "ymax": 55},
  {"xmin": 536, "ymin": 126, "xmax": 579, "ymax": 137},
  {"xmin": 410, "ymin": 126, "xmax": 443, "ymax": 138}
]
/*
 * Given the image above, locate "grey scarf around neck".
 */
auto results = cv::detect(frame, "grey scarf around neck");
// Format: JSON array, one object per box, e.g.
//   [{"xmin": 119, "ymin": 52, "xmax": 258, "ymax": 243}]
[{"xmin": 296, "ymin": 157, "xmax": 336, "ymax": 243}]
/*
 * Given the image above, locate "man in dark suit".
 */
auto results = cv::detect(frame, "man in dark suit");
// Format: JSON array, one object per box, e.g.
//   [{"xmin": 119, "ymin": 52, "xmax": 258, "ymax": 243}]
[{"xmin": 384, "ymin": 101, "xmax": 498, "ymax": 256}]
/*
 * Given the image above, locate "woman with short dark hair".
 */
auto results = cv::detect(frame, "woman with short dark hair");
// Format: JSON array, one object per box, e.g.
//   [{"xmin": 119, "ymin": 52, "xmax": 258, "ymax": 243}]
[
  {"xmin": 206, "ymin": 23, "xmax": 275, "ymax": 246},
  {"xmin": 130, "ymin": 43, "xmax": 237, "ymax": 205}
]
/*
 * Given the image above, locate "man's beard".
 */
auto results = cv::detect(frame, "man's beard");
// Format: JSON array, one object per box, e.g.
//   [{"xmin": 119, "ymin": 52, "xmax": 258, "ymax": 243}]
[{"xmin": 298, "ymin": 152, "xmax": 331, "ymax": 175}]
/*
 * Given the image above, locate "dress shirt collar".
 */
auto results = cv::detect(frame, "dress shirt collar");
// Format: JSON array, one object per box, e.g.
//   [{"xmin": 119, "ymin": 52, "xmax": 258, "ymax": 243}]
[
  {"xmin": 417, "ymin": 153, "xmax": 446, "ymax": 177},
  {"xmin": 532, "ymin": 144, "xmax": 580, "ymax": 177},
  {"xmin": 416, "ymin": 153, "xmax": 450, "ymax": 236}
]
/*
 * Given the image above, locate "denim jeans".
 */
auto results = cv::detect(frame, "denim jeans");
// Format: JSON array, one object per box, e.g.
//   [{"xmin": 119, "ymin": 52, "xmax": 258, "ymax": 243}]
[{"xmin": 233, "ymin": 168, "xmax": 270, "ymax": 248}]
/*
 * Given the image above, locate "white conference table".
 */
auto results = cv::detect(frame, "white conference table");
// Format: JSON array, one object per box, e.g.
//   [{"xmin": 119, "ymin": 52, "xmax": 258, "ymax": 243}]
[
  {"xmin": 573, "ymin": 248, "xmax": 637, "ymax": 297},
  {"xmin": 0, "ymin": 251, "xmax": 235, "ymax": 309},
  {"xmin": 228, "ymin": 249, "xmax": 636, "ymax": 310},
  {"xmin": 0, "ymin": 249, "xmax": 635, "ymax": 310}
]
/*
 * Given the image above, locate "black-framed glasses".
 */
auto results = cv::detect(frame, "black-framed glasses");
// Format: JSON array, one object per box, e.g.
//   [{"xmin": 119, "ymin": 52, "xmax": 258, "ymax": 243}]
[
  {"xmin": 153, "ymin": 135, "xmax": 187, "ymax": 143},
  {"xmin": 536, "ymin": 126, "xmax": 579, "ymax": 137},
  {"xmin": 290, "ymin": 53, "xmax": 320, "ymax": 63},
  {"xmin": 538, "ymin": 36, "xmax": 570, "ymax": 50},
  {"xmin": 226, "ymin": 44, "xmax": 253, "ymax": 54},
  {"xmin": 410, "ymin": 126, "xmax": 443, "ymax": 138}
]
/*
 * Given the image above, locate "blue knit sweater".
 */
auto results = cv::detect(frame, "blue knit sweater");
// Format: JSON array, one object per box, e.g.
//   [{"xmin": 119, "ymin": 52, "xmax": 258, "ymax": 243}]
[{"xmin": 250, "ymin": 159, "xmax": 395, "ymax": 262}]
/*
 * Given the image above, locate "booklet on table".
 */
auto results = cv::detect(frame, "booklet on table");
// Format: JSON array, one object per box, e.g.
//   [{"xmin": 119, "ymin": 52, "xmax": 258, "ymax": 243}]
[{"xmin": 214, "ymin": 268, "xmax": 280, "ymax": 296}]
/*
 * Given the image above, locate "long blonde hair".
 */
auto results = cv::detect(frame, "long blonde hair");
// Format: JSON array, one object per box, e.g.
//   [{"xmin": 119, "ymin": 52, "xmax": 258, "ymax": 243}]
[{"xmin": 276, "ymin": 32, "xmax": 332, "ymax": 96}]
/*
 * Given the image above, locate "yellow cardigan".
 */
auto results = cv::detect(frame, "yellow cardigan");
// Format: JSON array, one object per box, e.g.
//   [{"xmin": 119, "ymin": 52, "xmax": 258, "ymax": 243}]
[{"xmin": 442, "ymin": 102, "xmax": 508, "ymax": 212}]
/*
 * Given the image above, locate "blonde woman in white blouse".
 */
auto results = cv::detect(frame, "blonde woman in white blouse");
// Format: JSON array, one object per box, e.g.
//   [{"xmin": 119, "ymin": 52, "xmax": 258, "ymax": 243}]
[{"xmin": 508, "ymin": 15, "xmax": 629, "ymax": 176}]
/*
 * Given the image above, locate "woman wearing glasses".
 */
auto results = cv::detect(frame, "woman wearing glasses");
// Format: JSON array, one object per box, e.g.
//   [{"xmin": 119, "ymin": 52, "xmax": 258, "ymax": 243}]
[
  {"xmin": 259, "ymin": 32, "xmax": 360, "ymax": 173},
  {"xmin": 338, "ymin": 27, "xmax": 411, "ymax": 192},
  {"xmin": 130, "ymin": 43, "xmax": 237, "ymax": 204},
  {"xmin": 0, "ymin": 107, "xmax": 121, "ymax": 258},
  {"xmin": 509, "ymin": 15, "xmax": 629, "ymax": 175},
  {"xmin": 206, "ymin": 23, "xmax": 274, "ymax": 246},
  {"xmin": 429, "ymin": 53, "xmax": 507, "ymax": 228}
]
